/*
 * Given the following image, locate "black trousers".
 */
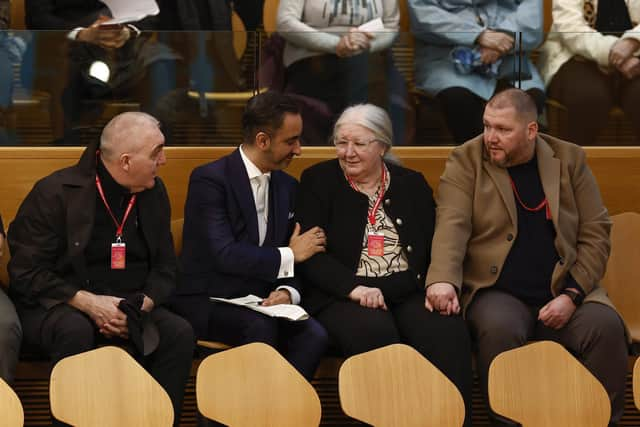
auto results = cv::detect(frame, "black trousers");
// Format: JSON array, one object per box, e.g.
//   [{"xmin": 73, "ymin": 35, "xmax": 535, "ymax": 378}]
[
  {"xmin": 204, "ymin": 302, "xmax": 328, "ymax": 381},
  {"xmin": 315, "ymin": 275, "xmax": 473, "ymax": 427},
  {"xmin": 19, "ymin": 303, "xmax": 195, "ymax": 427},
  {"xmin": 437, "ymin": 84, "xmax": 545, "ymax": 144}
]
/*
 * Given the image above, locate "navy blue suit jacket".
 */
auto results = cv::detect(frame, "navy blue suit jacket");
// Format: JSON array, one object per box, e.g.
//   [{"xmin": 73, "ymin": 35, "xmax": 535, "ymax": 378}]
[{"xmin": 173, "ymin": 148, "xmax": 299, "ymax": 336}]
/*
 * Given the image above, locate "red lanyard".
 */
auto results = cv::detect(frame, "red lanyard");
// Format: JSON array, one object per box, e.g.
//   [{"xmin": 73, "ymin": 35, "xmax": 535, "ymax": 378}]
[
  {"xmin": 95, "ymin": 175, "xmax": 137, "ymax": 240},
  {"xmin": 347, "ymin": 166, "xmax": 387, "ymax": 226},
  {"xmin": 510, "ymin": 177, "xmax": 551, "ymax": 220}
]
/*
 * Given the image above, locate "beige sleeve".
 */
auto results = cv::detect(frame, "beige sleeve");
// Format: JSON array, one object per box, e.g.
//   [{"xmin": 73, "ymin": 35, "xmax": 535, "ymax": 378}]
[{"xmin": 425, "ymin": 147, "xmax": 475, "ymax": 291}]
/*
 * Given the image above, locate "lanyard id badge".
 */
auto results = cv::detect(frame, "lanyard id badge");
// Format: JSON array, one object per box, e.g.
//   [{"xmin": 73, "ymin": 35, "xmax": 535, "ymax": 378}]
[
  {"xmin": 347, "ymin": 166, "xmax": 387, "ymax": 257},
  {"xmin": 111, "ymin": 241, "xmax": 126, "ymax": 269},
  {"xmin": 96, "ymin": 158, "xmax": 137, "ymax": 271},
  {"xmin": 367, "ymin": 232, "xmax": 385, "ymax": 257}
]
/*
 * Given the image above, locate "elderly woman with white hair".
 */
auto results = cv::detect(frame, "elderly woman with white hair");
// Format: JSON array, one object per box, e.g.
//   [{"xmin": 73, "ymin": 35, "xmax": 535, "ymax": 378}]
[{"xmin": 296, "ymin": 104, "xmax": 472, "ymax": 426}]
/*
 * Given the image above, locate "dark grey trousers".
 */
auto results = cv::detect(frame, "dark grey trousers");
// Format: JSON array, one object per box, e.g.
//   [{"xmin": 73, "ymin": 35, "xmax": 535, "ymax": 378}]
[
  {"xmin": 0, "ymin": 289, "xmax": 21, "ymax": 384},
  {"xmin": 467, "ymin": 289, "xmax": 628, "ymax": 426}
]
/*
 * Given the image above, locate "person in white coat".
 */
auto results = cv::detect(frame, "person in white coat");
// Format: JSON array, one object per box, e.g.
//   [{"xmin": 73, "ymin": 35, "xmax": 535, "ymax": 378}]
[{"xmin": 538, "ymin": 0, "xmax": 640, "ymax": 145}]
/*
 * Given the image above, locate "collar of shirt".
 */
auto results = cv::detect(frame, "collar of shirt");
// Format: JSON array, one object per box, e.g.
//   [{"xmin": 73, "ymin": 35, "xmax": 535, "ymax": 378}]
[
  {"xmin": 97, "ymin": 158, "xmax": 132, "ymax": 210},
  {"xmin": 239, "ymin": 145, "xmax": 272, "ymax": 182}
]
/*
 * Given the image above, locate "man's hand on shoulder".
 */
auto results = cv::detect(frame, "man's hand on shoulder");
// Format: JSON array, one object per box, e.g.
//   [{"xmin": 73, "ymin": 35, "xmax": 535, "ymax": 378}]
[
  {"xmin": 538, "ymin": 294, "xmax": 577, "ymax": 330},
  {"xmin": 425, "ymin": 282, "xmax": 460, "ymax": 315},
  {"xmin": 68, "ymin": 290, "xmax": 128, "ymax": 338},
  {"xmin": 261, "ymin": 289, "xmax": 292, "ymax": 306},
  {"xmin": 289, "ymin": 223, "xmax": 326, "ymax": 262}
]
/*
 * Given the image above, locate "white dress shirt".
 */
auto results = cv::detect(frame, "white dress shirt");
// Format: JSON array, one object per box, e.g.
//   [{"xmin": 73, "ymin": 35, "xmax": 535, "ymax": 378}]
[{"xmin": 239, "ymin": 146, "xmax": 300, "ymax": 305}]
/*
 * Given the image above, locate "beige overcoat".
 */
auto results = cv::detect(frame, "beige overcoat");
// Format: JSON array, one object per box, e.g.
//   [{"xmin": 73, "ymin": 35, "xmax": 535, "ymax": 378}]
[{"xmin": 426, "ymin": 133, "xmax": 618, "ymax": 319}]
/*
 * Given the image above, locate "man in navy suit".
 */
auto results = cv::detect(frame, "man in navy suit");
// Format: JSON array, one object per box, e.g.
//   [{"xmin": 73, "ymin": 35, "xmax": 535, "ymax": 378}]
[{"xmin": 174, "ymin": 92, "xmax": 328, "ymax": 380}]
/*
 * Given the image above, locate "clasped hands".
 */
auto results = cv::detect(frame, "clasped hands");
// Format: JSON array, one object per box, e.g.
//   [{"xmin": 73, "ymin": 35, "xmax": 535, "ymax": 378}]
[
  {"xmin": 425, "ymin": 282, "xmax": 577, "ymax": 328},
  {"xmin": 609, "ymin": 38, "xmax": 640, "ymax": 80},
  {"xmin": 347, "ymin": 283, "xmax": 458, "ymax": 313},
  {"xmin": 336, "ymin": 28, "xmax": 374, "ymax": 57},
  {"xmin": 76, "ymin": 15, "xmax": 131, "ymax": 49},
  {"xmin": 349, "ymin": 285, "xmax": 388, "ymax": 310},
  {"xmin": 476, "ymin": 29, "xmax": 515, "ymax": 65},
  {"xmin": 69, "ymin": 290, "xmax": 154, "ymax": 339}
]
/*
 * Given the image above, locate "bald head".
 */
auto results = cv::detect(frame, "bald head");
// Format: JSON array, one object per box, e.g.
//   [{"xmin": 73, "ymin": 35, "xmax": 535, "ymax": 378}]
[
  {"xmin": 100, "ymin": 112, "xmax": 162, "ymax": 162},
  {"xmin": 486, "ymin": 88, "xmax": 538, "ymax": 124},
  {"xmin": 98, "ymin": 112, "xmax": 166, "ymax": 193}
]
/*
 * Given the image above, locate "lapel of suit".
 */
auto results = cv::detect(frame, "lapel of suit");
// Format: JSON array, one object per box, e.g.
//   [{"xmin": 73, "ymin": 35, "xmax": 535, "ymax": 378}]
[
  {"xmin": 482, "ymin": 156, "xmax": 518, "ymax": 227},
  {"xmin": 269, "ymin": 171, "xmax": 289, "ymax": 245},
  {"xmin": 228, "ymin": 149, "xmax": 260, "ymax": 244},
  {"xmin": 536, "ymin": 137, "xmax": 561, "ymax": 227}
]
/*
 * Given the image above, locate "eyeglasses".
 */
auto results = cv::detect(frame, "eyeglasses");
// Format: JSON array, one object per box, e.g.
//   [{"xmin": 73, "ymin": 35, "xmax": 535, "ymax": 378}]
[{"xmin": 333, "ymin": 138, "xmax": 379, "ymax": 152}]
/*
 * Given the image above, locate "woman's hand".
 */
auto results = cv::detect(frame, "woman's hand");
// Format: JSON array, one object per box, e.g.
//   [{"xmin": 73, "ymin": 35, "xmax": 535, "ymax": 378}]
[
  {"xmin": 609, "ymin": 38, "xmax": 640, "ymax": 70},
  {"xmin": 336, "ymin": 29, "xmax": 373, "ymax": 57},
  {"xmin": 336, "ymin": 35, "xmax": 355, "ymax": 57},
  {"xmin": 479, "ymin": 47, "xmax": 502, "ymax": 64},
  {"xmin": 348, "ymin": 28, "xmax": 373, "ymax": 51},
  {"xmin": 476, "ymin": 30, "xmax": 514, "ymax": 54},
  {"xmin": 619, "ymin": 57, "xmax": 640, "ymax": 80},
  {"xmin": 349, "ymin": 285, "xmax": 388, "ymax": 310},
  {"xmin": 425, "ymin": 282, "xmax": 460, "ymax": 315}
]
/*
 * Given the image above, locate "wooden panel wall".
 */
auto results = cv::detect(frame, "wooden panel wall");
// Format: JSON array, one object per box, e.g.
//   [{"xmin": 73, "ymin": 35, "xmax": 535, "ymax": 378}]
[{"xmin": 0, "ymin": 146, "xmax": 638, "ymax": 232}]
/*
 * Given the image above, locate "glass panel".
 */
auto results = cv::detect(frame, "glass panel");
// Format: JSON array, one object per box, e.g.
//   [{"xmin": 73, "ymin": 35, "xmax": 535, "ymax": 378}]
[
  {"xmin": 2, "ymin": 30, "xmax": 258, "ymax": 146},
  {"xmin": 2, "ymin": 29, "xmax": 639, "ymax": 147},
  {"xmin": 539, "ymin": 31, "xmax": 640, "ymax": 146}
]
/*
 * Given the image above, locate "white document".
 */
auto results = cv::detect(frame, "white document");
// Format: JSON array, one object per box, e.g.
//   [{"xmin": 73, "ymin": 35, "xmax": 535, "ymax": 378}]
[
  {"xmin": 100, "ymin": 0, "xmax": 159, "ymax": 25},
  {"xmin": 210, "ymin": 294, "xmax": 310, "ymax": 321},
  {"xmin": 357, "ymin": 18, "xmax": 386, "ymax": 33}
]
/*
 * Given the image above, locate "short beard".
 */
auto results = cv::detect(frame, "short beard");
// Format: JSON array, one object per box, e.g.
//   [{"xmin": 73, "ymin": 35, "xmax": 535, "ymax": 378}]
[{"xmin": 484, "ymin": 145, "xmax": 511, "ymax": 168}]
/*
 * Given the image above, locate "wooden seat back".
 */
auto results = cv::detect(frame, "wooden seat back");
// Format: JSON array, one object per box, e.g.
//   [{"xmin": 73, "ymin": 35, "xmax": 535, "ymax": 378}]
[
  {"xmin": 49, "ymin": 346, "xmax": 174, "ymax": 427},
  {"xmin": 196, "ymin": 342, "xmax": 321, "ymax": 427},
  {"xmin": 339, "ymin": 344, "xmax": 465, "ymax": 427},
  {"xmin": 601, "ymin": 212, "xmax": 640, "ymax": 342},
  {"xmin": 488, "ymin": 341, "xmax": 610, "ymax": 427},
  {"xmin": 0, "ymin": 377, "xmax": 24, "ymax": 427}
]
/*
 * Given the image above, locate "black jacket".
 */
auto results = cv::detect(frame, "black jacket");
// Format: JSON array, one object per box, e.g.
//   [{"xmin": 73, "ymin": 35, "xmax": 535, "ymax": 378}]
[
  {"xmin": 7, "ymin": 141, "xmax": 177, "ymax": 310},
  {"xmin": 296, "ymin": 159, "xmax": 436, "ymax": 314}
]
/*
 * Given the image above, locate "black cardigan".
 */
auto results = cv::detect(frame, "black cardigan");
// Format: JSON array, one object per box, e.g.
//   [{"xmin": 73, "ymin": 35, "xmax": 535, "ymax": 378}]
[{"xmin": 296, "ymin": 159, "xmax": 436, "ymax": 314}]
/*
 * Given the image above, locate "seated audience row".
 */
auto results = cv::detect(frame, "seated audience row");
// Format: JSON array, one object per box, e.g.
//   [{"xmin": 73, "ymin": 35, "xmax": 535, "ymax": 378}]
[
  {"xmin": 0, "ymin": 90, "xmax": 630, "ymax": 426},
  {"xmin": 3, "ymin": 0, "xmax": 640, "ymax": 147},
  {"xmin": 277, "ymin": 0, "xmax": 640, "ymax": 146}
]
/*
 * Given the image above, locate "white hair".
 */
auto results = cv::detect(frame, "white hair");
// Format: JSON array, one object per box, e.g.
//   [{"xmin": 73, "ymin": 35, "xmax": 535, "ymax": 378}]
[
  {"xmin": 332, "ymin": 104, "xmax": 394, "ymax": 149},
  {"xmin": 100, "ymin": 112, "xmax": 161, "ymax": 161}
]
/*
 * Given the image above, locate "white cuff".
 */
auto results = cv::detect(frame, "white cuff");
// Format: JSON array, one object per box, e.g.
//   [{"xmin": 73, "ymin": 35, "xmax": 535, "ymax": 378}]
[
  {"xmin": 276, "ymin": 285, "xmax": 301, "ymax": 305},
  {"xmin": 67, "ymin": 27, "xmax": 84, "ymax": 40},
  {"xmin": 277, "ymin": 247, "xmax": 294, "ymax": 279},
  {"xmin": 125, "ymin": 24, "xmax": 141, "ymax": 36}
]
